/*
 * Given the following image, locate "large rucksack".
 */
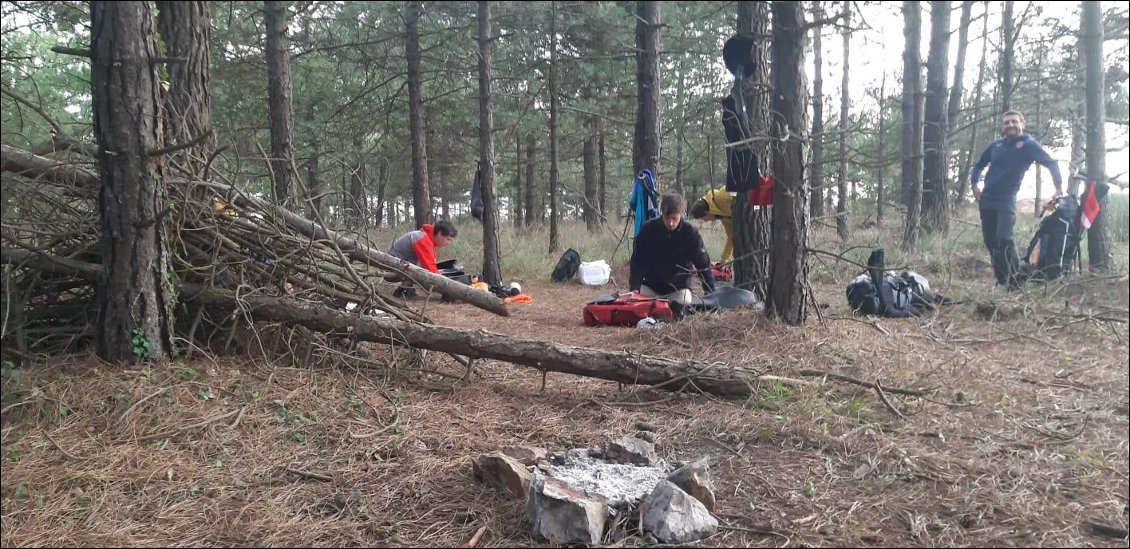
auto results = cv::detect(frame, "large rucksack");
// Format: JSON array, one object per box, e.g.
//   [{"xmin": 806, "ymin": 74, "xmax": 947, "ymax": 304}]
[
  {"xmin": 845, "ymin": 249, "xmax": 941, "ymax": 318},
  {"xmin": 551, "ymin": 248, "xmax": 582, "ymax": 283},
  {"xmin": 1024, "ymin": 196, "xmax": 1080, "ymax": 281},
  {"xmin": 583, "ymin": 292, "xmax": 674, "ymax": 327}
]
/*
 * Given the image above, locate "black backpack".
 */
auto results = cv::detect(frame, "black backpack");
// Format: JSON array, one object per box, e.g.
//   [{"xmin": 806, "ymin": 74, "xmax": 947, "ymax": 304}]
[
  {"xmin": 1024, "ymin": 196, "xmax": 1079, "ymax": 281},
  {"xmin": 470, "ymin": 165, "xmax": 484, "ymax": 222},
  {"xmin": 846, "ymin": 249, "xmax": 940, "ymax": 318},
  {"xmin": 551, "ymin": 248, "xmax": 581, "ymax": 283}
]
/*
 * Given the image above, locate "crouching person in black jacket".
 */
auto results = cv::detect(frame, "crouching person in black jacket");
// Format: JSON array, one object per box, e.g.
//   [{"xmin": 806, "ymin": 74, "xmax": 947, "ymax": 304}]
[{"xmin": 629, "ymin": 191, "xmax": 716, "ymax": 309}]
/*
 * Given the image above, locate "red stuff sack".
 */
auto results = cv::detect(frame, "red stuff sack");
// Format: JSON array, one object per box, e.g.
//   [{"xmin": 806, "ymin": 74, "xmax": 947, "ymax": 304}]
[
  {"xmin": 748, "ymin": 175, "xmax": 775, "ymax": 207},
  {"xmin": 583, "ymin": 292, "xmax": 674, "ymax": 327}
]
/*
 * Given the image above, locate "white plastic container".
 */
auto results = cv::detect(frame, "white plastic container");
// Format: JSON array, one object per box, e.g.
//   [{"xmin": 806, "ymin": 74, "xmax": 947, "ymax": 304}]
[{"xmin": 576, "ymin": 260, "xmax": 611, "ymax": 286}]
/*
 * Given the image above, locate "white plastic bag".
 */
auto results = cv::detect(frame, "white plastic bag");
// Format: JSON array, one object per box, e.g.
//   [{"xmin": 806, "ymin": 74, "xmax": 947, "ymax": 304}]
[{"xmin": 576, "ymin": 260, "xmax": 611, "ymax": 286}]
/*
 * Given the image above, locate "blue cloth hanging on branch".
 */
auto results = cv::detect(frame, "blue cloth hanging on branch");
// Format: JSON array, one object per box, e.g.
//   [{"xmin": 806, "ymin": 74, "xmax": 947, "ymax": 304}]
[{"xmin": 628, "ymin": 168, "xmax": 659, "ymax": 237}]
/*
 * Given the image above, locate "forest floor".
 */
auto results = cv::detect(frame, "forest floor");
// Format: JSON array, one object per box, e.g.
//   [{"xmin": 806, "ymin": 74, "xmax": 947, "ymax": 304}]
[{"xmin": 2, "ymin": 229, "xmax": 1129, "ymax": 547}]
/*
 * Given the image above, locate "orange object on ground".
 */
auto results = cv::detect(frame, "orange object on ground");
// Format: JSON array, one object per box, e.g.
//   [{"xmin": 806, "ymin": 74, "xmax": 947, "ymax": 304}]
[{"xmin": 504, "ymin": 294, "xmax": 533, "ymax": 304}]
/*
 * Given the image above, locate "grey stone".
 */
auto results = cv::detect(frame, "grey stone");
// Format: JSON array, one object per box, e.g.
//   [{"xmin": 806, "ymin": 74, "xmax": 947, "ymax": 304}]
[
  {"xmin": 501, "ymin": 445, "xmax": 548, "ymax": 466},
  {"xmin": 472, "ymin": 452, "xmax": 530, "ymax": 499},
  {"xmin": 642, "ymin": 480, "xmax": 718, "ymax": 544},
  {"xmin": 605, "ymin": 436, "xmax": 658, "ymax": 465},
  {"xmin": 527, "ymin": 472, "xmax": 608, "ymax": 545},
  {"xmin": 666, "ymin": 458, "xmax": 716, "ymax": 511}
]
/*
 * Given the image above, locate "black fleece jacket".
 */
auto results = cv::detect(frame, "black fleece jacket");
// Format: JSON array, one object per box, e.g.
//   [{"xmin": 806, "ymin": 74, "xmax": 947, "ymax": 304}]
[{"xmin": 629, "ymin": 217, "xmax": 716, "ymax": 295}]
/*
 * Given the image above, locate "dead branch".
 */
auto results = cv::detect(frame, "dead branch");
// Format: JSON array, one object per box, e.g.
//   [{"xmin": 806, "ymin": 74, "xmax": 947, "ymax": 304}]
[{"xmin": 798, "ymin": 369, "xmax": 929, "ymax": 396}]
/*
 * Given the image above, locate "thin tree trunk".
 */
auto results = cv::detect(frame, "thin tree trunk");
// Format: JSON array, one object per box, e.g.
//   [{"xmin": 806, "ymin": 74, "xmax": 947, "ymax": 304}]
[
  {"xmin": 674, "ymin": 59, "xmax": 687, "ymax": 195},
  {"xmin": 525, "ymin": 131, "xmax": 536, "ymax": 227},
  {"xmin": 374, "ymin": 161, "xmax": 387, "ymax": 227},
  {"xmin": 91, "ymin": 0, "xmax": 175, "ymax": 363},
  {"xmin": 633, "ymin": 1, "xmax": 661, "ymax": 176},
  {"xmin": 921, "ymin": 0, "xmax": 951, "ymax": 234},
  {"xmin": 835, "ymin": 0, "xmax": 850, "ymax": 242},
  {"xmin": 901, "ymin": 0, "xmax": 924, "ymax": 250},
  {"xmin": 957, "ymin": 16, "xmax": 989, "ymax": 206},
  {"xmin": 1034, "ymin": 86, "xmax": 1042, "ymax": 216},
  {"xmin": 306, "ymin": 153, "xmax": 320, "ymax": 217},
  {"xmin": 583, "ymin": 116, "xmax": 599, "ymax": 232},
  {"xmin": 547, "ymin": 2, "xmax": 560, "ymax": 252},
  {"xmin": 514, "ymin": 137, "xmax": 523, "ymax": 228},
  {"xmin": 406, "ymin": 1, "xmax": 431, "ymax": 227},
  {"xmin": 767, "ymin": 0, "xmax": 809, "ymax": 326},
  {"xmin": 876, "ymin": 71, "xmax": 887, "ymax": 226},
  {"xmin": 1000, "ymin": 0, "xmax": 1015, "ymax": 111},
  {"xmin": 810, "ymin": 1, "xmax": 825, "ymax": 220},
  {"xmin": 946, "ymin": 1, "xmax": 973, "ymax": 139},
  {"xmin": 597, "ymin": 115, "xmax": 606, "ymax": 219},
  {"xmin": 1068, "ymin": 46, "xmax": 1086, "ymax": 197},
  {"xmin": 478, "ymin": 1, "xmax": 503, "ymax": 286},
  {"xmin": 1082, "ymin": 1, "xmax": 1109, "ymax": 271},
  {"xmin": 265, "ymin": 0, "xmax": 295, "ymax": 208}
]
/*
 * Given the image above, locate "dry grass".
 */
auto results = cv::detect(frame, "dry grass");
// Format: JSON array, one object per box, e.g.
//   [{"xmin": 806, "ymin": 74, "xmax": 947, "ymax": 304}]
[{"xmin": 3, "ymin": 217, "xmax": 1128, "ymax": 547}]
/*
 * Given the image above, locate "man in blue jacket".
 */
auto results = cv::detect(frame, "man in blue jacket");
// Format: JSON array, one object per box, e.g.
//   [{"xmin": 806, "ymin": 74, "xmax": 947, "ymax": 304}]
[
  {"xmin": 630, "ymin": 192, "xmax": 716, "ymax": 307},
  {"xmin": 970, "ymin": 110, "xmax": 1063, "ymax": 289}
]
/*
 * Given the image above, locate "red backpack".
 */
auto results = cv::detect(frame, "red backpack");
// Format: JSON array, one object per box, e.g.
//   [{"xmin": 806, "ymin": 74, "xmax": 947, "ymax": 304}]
[{"xmin": 583, "ymin": 292, "xmax": 674, "ymax": 327}]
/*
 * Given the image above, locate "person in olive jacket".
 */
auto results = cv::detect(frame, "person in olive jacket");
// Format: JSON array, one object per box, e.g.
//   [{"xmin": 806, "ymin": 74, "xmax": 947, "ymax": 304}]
[{"xmin": 629, "ymin": 192, "xmax": 716, "ymax": 307}]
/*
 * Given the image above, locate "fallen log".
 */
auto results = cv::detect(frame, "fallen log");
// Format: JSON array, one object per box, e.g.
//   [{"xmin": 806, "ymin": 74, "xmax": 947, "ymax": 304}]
[{"xmin": 178, "ymin": 283, "xmax": 762, "ymax": 398}]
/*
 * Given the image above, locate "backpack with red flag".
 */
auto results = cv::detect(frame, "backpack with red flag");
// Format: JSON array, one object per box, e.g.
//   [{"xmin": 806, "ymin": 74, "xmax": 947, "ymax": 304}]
[{"xmin": 583, "ymin": 292, "xmax": 674, "ymax": 327}]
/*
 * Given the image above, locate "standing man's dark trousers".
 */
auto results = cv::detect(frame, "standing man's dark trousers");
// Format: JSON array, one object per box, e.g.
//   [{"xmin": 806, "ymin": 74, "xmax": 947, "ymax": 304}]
[{"xmin": 980, "ymin": 205, "xmax": 1021, "ymax": 288}]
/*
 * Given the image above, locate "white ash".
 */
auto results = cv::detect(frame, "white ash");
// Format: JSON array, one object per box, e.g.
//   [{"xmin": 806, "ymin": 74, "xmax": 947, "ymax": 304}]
[{"xmin": 539, "ymin": 452, "xmax": 672, "ymax": 508}]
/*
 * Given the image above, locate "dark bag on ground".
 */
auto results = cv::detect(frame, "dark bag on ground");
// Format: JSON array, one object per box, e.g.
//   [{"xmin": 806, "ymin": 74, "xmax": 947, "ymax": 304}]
[
  {"xmin": 437, "ymin": 259, "xmax": 471, "ymax": 285},
  {"xmin": 688, "ymin": 285, "xmax": 761, "ymax": 313},
  {"xmin": 846, "ymin": 249, "xmax": 943, "ymax": 318},
  {"xmin": 583, "ymin": 292, "xmax": 674, "ymax": 327},
  {"xmin": 1024, "ymin": 196, "xmax": 1079, "ymax": 281},
  {"xmin": 551, "ymin": 248, "xmax": 582, "ymax": 283}
]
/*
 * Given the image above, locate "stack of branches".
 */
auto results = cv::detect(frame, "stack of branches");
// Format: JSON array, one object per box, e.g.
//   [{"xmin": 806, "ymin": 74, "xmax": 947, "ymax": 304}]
[
  {"xmin": 2, "ymin": 140, "xmax": 774, "ymax": 400},
  {"xmin": 0, "ymin": 141, "xmax": 505, "ymax": 359}
]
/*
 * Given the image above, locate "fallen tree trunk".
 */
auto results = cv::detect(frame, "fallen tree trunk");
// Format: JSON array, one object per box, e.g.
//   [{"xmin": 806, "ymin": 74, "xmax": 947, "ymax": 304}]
[
  {"xmin": 196, "ymin": 181, "xmax": 510, "ymax": 318},
  {"xmin": 179, "ymin": 283, "xmax": 762, "ymax": 397}
]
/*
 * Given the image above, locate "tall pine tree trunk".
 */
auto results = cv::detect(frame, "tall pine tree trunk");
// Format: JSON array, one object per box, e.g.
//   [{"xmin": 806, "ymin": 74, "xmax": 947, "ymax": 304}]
[
  {"xmin": 547, "ymin": 2, "xmax": 560, "ymax": 252},
  {"xmin": 406, "ymin": 1, "xmax": 432, "ymax": 227},
  {"xmin": 514, "ymin": 138, "xmax": 523, "ymax": 228},
  {"xmin": 91, "ymin": 0, "xmax": 175, "ymax": 363},
  {"xmin": 999, "ymin": 0, "xmax": 1015, "ymax": 111},
  {"xmin": 265, "ymin": 0, "xmax": 295, "ymax": 208},
  {"xmin": 901, "ymin": 0, "xmax": 924, "ymax": 250},
  {"xmin": 1082, "ymin": 1, "xmax": 1109, "ymax": 271},
  {"xmin": 957, "ymin": 18, "xmax": 989, "ymax": 206},
  {"xmin": 583, "ymin": 116, "xmax": 599, "ymax": 232},
  {"xmin": 597, "ymin": 115, "xmax": 606, "ymax": 218},
  {"xmin": 733, "ymin": 1, "xmax": 771, "ymax": 300},
  {"xmin": 876, "ymin": 71, "xmax": 887, "ymax": 226},
  {"xmin": 835, "ymin": 0, "xmax": 850, "ymax": 242},
  {"xmin": 633, "ymin": 1, "xmax": 661, "ymax": 176},
  {"xmin": 1068, "ymin": 45, "xmax": 1086, "ymax": 197},
  {"xmin": 767, "ymin": 0, "xmax": 809, "ymax": 326},
  {"xmin": 810, "ymin": 1, "xmax": 825, "ymax": 221},
  {"xmin": 478, "ymin": 1, "xmax": 503, "ymax": 285},
  {"xmin": 156, "ymin": 1, "xmax": 213, "ymax": 178},
  {"xmin": 921, "ymin": 0, "xmax": 951, "ymax": 234},
  {"xmin": 946, "ymin": 1, "xmax": 973, "ymax": 143},
  {"xmin": 525, "ymin": 132, "xmax": 536, "ymax": 227}
]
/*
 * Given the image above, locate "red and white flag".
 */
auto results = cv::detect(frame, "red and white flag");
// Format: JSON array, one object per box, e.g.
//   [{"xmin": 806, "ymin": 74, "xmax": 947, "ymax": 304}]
[{"xmin": 1081, "ymin": 181, "xmax": 1106, "ymax": 229}]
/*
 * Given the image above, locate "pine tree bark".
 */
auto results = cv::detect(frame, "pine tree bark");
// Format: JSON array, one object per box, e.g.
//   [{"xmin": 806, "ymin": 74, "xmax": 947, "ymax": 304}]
[
  {"xmin": 1082, "ymin": 1, "xmax": 1110, "ymax": 271},
  {"xmin": 514, "ymin": 138, "xmax": 523, "ymax": 228},
  {"xmin": 945, "ymin": 1, "xmax": 973, "ymax": 142},
  {"xmin": 156, "ymin": 0, "xmax": 214, "ymax": 178},
  {"xmin": 810, "ymin": 1, "xmax": 825, "ymax": 220},
  {"xmin": 406, "ymin": 1, "xmax": 432, "ymax": 228},
  {"xmin": 835, "ymin": 0, "xmax": 851, "ymax": 242},
  {"xmin": 547, "ymin": 2, "xmax": 560, "ymax": 253},
  {"xmin": 767, "ymin": 0, "xmax": 809, "ymax": 326},
  {"xmin": 91, "ymin": 0, "xmax": 175, "ymax": 363},
  {"xmin": 525, "ymin": 131, "xmax": 536, "ymax": 227},
  {"xmin": 957, "ymin": 19, "xmax": 989, "ymax": 206},
  {"xmin": 921, "ymin": 0, "xmax": 951, "ymax": 234},
  {"xmin": 733, "ymin": 1, "xmax": 771, "ymax": 300},
  {"xmin": 265, "ymin": 0, "xmax": 295, "ymax": 208},
  {"xmin": 900, "ymin": 0, "xmax": 924, "ymax": 250},
  {"xmin": 477, "ymin": 1, "xmax": 503, "ymax": 286},
  {"xmin": 876, "ymin": 72, "xmax": 887, "ymax": 226},
  {"xmin": 583, "ymin": 118, "xmax": 599, "ymax": 233},
  {"xmin": 632, "ymin": 1, "xmax": 661, "ymax": 177},
  {"xmin": 999, "ymin": 0, "xmax": 1015, "ymax": 111},
  {"xmin": 597, "ymin": 115, "xmax": 607, "ymax": 219}
]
